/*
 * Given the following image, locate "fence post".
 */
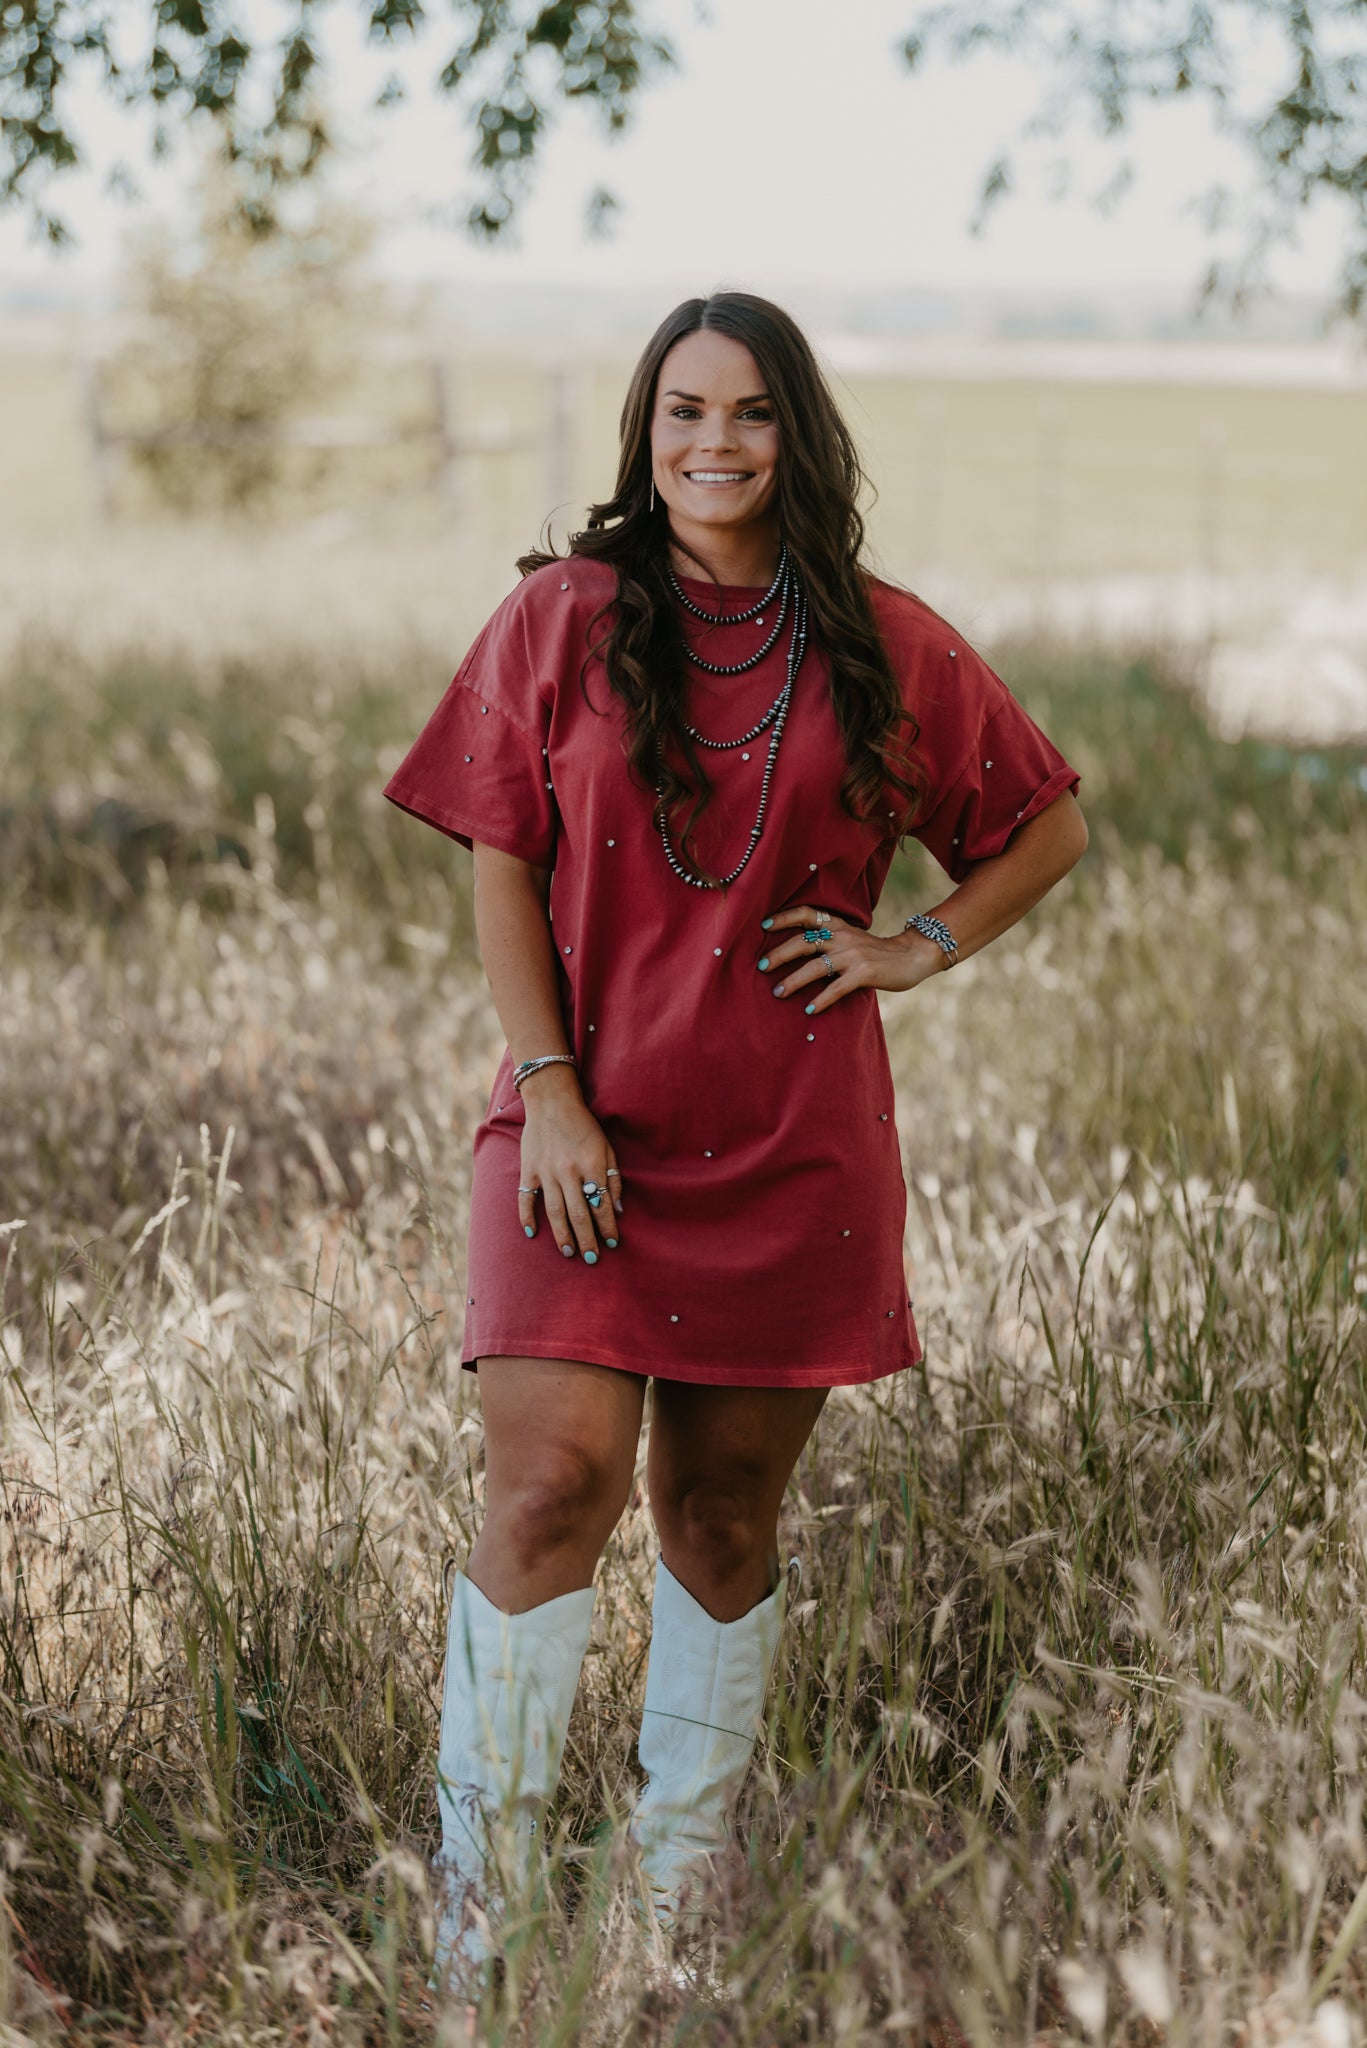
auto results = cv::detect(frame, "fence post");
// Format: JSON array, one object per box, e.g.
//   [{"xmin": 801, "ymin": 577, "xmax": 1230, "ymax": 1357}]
[
  {"xmin": 1035, "ymin": 393, "xmax": 1066, "ymax": 592},
  {"xmin": 1198, "ymin": 414, "xmax": 1227, "ymax": 646},
  {"xmin": 913, "ymin": 389, "xmax": 947, "ymax": 572},
  {"xmin": 544, "ymin": 364, "xmax": 581, "ymax": 544},
  {"xmin": 79, "ymin": 358, "xmax": 119, "ymax": 521},
  {"xmin": 431, "ymin": 358, "xmax": 461, "ymax": 516}
]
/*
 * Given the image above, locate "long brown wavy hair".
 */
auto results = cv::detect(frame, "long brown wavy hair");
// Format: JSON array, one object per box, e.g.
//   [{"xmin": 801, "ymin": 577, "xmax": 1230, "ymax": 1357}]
[{"xmin": 517, "ymin": 291, "xmax": 924, "ymax": 887}]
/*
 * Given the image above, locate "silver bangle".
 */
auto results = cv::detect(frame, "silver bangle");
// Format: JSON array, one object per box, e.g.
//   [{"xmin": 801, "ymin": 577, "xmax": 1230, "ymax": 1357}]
[
  {"xmin": 512, "ymin": 1053, "xmax": 578, "ymax": 1092},
  {"xmin": 903, "ymin": 911, "xmax": 958, "ymax": 966}
]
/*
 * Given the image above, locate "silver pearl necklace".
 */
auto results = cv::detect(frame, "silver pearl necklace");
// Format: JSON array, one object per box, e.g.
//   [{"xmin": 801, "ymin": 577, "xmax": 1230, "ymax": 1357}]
[
  {"xmin": 654, "ymin": 577, "xmax": 809, "ymax": 889},
  {"xmin": 669, "ymin": 544, "xmax": 787, "ymax": 629},
  {"xmin": 670, "ymin": 548, "xmax": 793, "ymax": 679}
]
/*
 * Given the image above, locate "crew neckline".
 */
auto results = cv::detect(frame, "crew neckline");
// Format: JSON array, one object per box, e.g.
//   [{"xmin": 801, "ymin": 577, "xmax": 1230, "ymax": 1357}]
[{"xmin": 673, "ymin": 571, "xmax": 770, "ymax": 600}]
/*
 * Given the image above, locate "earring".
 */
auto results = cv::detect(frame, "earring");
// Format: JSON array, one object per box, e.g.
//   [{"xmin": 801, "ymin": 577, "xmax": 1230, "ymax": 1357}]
[{"xmin": 649, "ymin": 479, "xmax": 655, "ymax": 512}]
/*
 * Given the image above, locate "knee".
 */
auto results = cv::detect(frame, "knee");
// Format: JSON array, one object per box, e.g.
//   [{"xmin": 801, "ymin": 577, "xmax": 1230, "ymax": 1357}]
[
  {"xmin": 499, "ymin": 1443, "xmax": 624, "ymax": 1566},
  {"xmin": 663, "ymin": 1480, "xmax": 767, "ymax": 1578}
]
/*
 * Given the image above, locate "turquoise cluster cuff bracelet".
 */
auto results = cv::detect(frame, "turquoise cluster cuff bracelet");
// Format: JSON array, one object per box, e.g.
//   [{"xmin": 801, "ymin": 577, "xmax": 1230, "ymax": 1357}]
[{"xmin": 903, "ymin": 912, "xmax": 959, "ymax": 966}]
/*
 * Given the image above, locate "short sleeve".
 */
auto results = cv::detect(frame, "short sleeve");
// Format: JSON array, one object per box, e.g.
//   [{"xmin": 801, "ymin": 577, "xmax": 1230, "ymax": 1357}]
[
  {"xmin": 383, "ymin": 581, "xmax": 557, "ymax": 866},
  {"xmin": 902, "ymin": 633, "xmax": 1080, "ymax": 885}
]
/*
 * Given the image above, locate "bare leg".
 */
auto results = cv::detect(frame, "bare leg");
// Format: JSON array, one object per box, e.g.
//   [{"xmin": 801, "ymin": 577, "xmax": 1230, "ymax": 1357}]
[
  {"xmin": 465, "ymin": 1355, "xmax": 647, "ymax": 1613},
  {"xmin": 646, "ymin": 1380, "xmax": 829, "ymax": 1621}
]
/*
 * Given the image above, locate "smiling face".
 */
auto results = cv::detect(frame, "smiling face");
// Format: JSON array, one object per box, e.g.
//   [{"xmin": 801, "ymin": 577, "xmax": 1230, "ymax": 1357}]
[{"xmin": 650, "ymin": 328, "xmax": 781, "ymax": 566}]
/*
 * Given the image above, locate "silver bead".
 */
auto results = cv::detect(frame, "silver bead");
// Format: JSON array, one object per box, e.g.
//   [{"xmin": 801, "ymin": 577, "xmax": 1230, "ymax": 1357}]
[
  {"xmin": 806, "ymin": 1033, "xmax": 814, "ymax": 1041},
  {"xmin": 704, "ymin": 1150, "xmax": 713, "ymax": 1157},
  {"xmin": 464, "ymin": 754, "xmax": 472, "ymax": 762},
  {"xmin": 985, "ymin": 760, "xmax": 993, "ymax": 769},
  {"xmin": 948, "ymin": 649, "xmax": 957, "ymax": 659},
  {"xmin": 842, "ymin": 1229, "xmax": 850, "ymax": 1236},
  {"xmin": 670, "ymin": 1313, "xmax": 679, "ymax": 1322},
  {"xmin": 560, "ymin": 581, "xmax": 570, "ymax": 590},
  {"xmin": 607, "ymin": 838, "xmax": 615, "ymax": 846},
  {"xmin": 713, "ymin": 947, "xmax": 722, "ymax": 956}
]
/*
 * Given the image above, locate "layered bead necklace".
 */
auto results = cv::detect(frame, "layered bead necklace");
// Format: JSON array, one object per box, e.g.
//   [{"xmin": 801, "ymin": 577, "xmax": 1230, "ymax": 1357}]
[{"xmin": 654, "ymin": 546, "xmax": 808, "ymax": 889}]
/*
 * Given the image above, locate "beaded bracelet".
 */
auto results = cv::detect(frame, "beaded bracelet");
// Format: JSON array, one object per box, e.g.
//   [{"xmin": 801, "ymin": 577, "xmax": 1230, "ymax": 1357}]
[
  {"xmin": 903, "ymin": 911, "xmax": 959, "ymax": 967},
  {"xmin": 512, "ymin": 1053, "xmax": 579, "ymax": 1092}
]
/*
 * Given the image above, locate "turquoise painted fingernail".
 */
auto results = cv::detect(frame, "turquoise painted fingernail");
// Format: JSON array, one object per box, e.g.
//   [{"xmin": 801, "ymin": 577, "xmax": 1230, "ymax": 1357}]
[
  {"xmin": 805, "ymin": 1004, "xmax": 814, "ymax": 1014},
  {"xmin": 758, "ymin": 956, "xmax": 769, "ymax": 970},
  {"xmin": 584, "ymin": 1251, "xmax": 598, "ymax": 1265},
  {"xmin": 761, "ymin": 916, "xmax": 774, "ymax": 929},
  {"xmin": 606, "ymin": 1237, "xmax": 618, "ymax": 1248},
  {"xmin": 524, "ymin": 1224, "xmax": 535, "ymax": 1237}
]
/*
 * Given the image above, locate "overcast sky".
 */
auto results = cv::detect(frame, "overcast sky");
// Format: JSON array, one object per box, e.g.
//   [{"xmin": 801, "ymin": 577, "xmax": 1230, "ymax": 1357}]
[{"xmin": 0, "ymin": 0, "xmax": 1349, "ymax": 305}]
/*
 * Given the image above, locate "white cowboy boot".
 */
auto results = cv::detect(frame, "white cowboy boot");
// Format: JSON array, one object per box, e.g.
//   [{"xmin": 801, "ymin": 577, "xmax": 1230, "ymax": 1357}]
[
  {"xmin": 629, "ymin": 1555, "xmax": 798, "ymax": 1929},
  {"xmin": 432, "ymin": 1570, "xmax": 596, "ymax": 1992}
]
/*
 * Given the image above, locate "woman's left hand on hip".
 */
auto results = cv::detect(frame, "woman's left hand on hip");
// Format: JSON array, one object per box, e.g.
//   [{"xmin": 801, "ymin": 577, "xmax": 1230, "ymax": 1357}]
[{"xmin": 755, "ymin": 905, "xmax": 945, "ymax": 1015}]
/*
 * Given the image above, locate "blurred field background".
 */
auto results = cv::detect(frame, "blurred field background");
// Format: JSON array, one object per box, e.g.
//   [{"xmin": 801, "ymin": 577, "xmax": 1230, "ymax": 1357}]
[{"xmin": 3, "ymin": 188, "xmax": 1367, "ymax": 2044}]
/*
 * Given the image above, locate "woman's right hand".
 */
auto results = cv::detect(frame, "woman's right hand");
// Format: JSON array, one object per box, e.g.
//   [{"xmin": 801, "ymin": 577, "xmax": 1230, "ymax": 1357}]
[{"xmin": 517, "ymin": 1069, "xmax": 623, "ymax": 1261}]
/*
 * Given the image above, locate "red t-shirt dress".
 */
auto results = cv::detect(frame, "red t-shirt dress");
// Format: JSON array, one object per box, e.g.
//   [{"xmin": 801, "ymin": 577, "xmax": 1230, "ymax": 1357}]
[{"xmin": 384, "ymin": 556, "xmax": 1079, "ymax": 1388}]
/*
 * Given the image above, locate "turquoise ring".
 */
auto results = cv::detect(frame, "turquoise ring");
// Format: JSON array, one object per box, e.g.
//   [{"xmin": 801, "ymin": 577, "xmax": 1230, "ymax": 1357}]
[{"xmin": 803, "ymin": 926, "xmax": 833, "ymax": 945}]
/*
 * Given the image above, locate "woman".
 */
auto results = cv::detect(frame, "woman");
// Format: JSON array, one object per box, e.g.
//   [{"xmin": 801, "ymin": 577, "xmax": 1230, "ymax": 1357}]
[{"xmin": 385, "ymin": 292, "xmax": 1088, "ymax": 1986}]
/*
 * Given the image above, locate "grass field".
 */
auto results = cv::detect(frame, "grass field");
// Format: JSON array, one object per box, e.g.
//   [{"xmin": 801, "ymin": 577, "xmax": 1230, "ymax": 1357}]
[
  {"xmin": 2, "ymin": 578, "xmax": 1366, "ymax": 2043},
  {"xmin": 5, "ymin": 326, "xmax": 1367, "ymax": 589}
]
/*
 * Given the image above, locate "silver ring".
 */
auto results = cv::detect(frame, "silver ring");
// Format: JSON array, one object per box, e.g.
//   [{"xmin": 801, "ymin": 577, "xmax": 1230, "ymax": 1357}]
[
  {"xmin": 581, "ymin": 1180, "xmax": 600, "ymax": 1196},
  {"xmin": 605, "ymin": 1167, "xmax": 622, "ymax": 1178},
  {"xmin": 822, "ymin": 952, "xmax": 837, "ymax": 978},
  {"xmin": 518, "ymin": 1185, "xmax": 540, "ymax": 1196}
]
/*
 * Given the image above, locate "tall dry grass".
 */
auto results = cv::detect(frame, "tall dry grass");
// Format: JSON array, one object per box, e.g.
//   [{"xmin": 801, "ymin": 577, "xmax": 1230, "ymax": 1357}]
[{"xmin": 1, "ymin": 615, "xmax": 1365, "ymax": 2045}]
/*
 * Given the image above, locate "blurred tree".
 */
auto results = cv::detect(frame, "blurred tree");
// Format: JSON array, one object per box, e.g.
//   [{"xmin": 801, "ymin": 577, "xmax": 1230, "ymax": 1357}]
[
  {"xmin": 901, "ymin": 0, "xmax": 1367, "ymax": 319},
  {"xmin": 1, "ymin": 0, "xmax": 673, "ymax": 244},
  {"xmin": 5, "ymin": 0, "xmax": 1361, "ymax": 309},
  {"xmin": 108, "ymin": 168, "xmax": 371, "ymax": 514}
]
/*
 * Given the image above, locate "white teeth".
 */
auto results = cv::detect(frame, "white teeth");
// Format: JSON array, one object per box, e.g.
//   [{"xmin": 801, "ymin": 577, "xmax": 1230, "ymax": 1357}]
[{"xmin": 687, "ymin": 471, "xmax": 748, "ymax": 483}]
